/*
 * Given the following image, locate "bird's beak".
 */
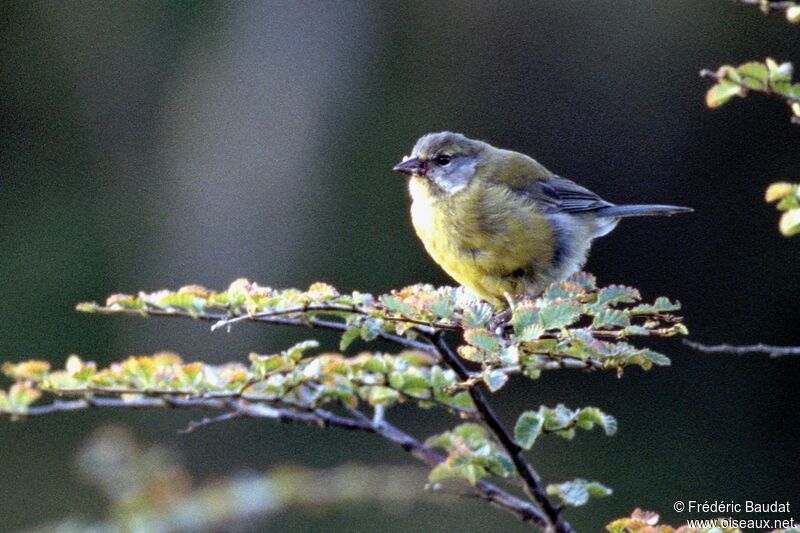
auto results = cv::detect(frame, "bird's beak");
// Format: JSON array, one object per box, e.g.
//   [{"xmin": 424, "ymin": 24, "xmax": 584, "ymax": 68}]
[{"xmin": 393, "ymin": 157, "xmax": 426, "ymax": 176}]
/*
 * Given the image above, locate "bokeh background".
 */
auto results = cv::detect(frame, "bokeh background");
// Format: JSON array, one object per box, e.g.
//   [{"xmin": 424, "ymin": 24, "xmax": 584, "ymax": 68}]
[{"xmin": 2, "ymin": 0, "xmax": 799, "ymax": 530}]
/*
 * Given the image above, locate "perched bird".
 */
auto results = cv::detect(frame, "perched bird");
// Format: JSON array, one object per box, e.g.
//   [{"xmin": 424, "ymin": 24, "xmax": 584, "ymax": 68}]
[{"xmin": 393, "ymin": 132, "xmax": 692, "ymax": 303}]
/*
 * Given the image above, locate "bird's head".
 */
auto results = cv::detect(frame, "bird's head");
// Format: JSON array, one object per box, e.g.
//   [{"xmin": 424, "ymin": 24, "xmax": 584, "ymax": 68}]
[{"xmin": 393, "ymin": 132, "xmax": 490, "ymax": 195}]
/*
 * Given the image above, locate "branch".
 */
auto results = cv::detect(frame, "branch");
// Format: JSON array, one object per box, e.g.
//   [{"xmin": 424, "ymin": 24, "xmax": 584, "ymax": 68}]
[
  {"xmin": 16, "ymin": 394, "xmax": 546, "ymax": 527},
  {"xmin": 700, "ymin": 68, "xmax": 800, "ymax": 103},
  {"xmin": 95, "ymin": 306, "xmax": 436, "ymax": 354},
  {"xmin": 733, "ymin": 0, "xmax": 798, "ymax": 13},
  {"xmin": 683, "ymin": 339, "xmax": 800, "ymax": 357},
  {"xmin": 426, "ymin": 332, "xmax": 573, "ymax": 533}
]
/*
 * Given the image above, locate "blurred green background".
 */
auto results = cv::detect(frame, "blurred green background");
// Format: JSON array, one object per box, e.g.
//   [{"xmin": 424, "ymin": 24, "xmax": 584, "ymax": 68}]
[{"xmin": 2, "ymin": 0, "xmax": 799, "ymax": 530}]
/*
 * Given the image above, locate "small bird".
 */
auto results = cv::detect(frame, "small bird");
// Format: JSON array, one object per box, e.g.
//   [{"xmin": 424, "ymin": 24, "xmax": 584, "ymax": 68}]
[{"xmin": 393, "ymin": 132, "xmax": 692, "ymax": 303}]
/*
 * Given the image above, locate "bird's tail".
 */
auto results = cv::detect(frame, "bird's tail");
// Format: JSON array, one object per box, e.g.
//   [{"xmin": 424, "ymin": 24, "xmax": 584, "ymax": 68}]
[{"xmin": 594, "ymin": 204, "xmax": 693, "ymax": 218}]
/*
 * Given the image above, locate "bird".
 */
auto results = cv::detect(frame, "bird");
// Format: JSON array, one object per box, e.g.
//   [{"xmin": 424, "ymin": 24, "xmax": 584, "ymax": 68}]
[{"xmin": 392, "ymin": 132, "xmax": 692, "ymax": 303}]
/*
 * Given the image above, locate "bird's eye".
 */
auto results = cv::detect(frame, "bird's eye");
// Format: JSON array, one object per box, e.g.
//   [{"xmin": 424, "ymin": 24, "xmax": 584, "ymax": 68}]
[{"xmin": 434, "ymin": 154, "xmax": 452, "ymax": 166}]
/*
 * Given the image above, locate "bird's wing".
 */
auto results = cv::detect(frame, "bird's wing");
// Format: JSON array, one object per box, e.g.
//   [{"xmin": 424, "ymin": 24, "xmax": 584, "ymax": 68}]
[{"xmin": 534, "ymin": 175, "xmax": 614, "ymax": 214}]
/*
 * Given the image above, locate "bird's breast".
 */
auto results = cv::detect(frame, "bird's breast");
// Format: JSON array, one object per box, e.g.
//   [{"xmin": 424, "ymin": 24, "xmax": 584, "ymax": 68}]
[{"xmin": 408, "ymin": 178, "xmax": 556, "ymax": 300}]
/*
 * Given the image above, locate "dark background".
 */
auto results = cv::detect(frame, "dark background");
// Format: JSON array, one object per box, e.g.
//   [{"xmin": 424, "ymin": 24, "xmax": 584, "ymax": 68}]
[{"xmin": 2, "ymin": 0, "xmax": 798, "ymax": 530}]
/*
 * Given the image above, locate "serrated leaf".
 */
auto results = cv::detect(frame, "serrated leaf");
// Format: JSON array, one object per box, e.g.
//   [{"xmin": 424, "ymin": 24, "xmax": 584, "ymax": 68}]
[
  {"xmin": 428, "ymin": 298, "xmax": 454, "ymax": 319},
  {"xmin": 539, "ymin": 303, "xmax": 580, "ymax": 329},
  {"xmin": 511, "ymin": 305, "xmax": 539, "ymax": 334},
  {"xmin": 514, "ymin": 411, "xmax": 543, "ymax": 450},
  {"xmin": 463, "ymin": 328, "xmax": 501, "ymax": 353},
  {"xmin": 461, "ymin": 302, "xmax": 493, "ymax": 328},
  {"xmin": 517, "ymin": 323, "xmax": 545, "ymax": 342},
  {"xmin": 592, "ymin": 309, "xmax": 630, "ymax": 329},
  {"xmin": 652, "ymin": 297, "xmax": 680, "ymax": 312},
  {"xmin": 597, "ymin": 285, "xmax": 640, "ymax": 306}
]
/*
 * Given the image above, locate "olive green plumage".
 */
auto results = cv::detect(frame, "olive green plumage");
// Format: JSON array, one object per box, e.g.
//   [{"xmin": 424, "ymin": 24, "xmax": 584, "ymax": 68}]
[{"xmin": 393, "ymin": 132, "xmax": 692, "ymax": 303}]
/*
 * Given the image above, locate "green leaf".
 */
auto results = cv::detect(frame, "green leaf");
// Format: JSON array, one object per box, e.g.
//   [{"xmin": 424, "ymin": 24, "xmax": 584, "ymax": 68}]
[
  {"xmin": 381, "ymin": 295, "xmax": 412, "ymax": 315},
  {"xmin": 249, "ymin": 353, "xmax": 289, "ymax": 377},
  {"xmin": 621, "ymin": 325, "xmax": 650, "ymax": 336},
  {"xmin": 780, "ymin": 208, "xmax": 800, "ymax": 236},
  {"xmin": 516, "ymin": 323, "xmax": 545, "ymax": 342},
  {"xmin": 444, "ymin": 391, "xmax": 475, "ymax": 412},
  {"xmin": 430, "ymin": 365, "xmax": 455, "ymax": 388},
  {"xmin": 705, "ymin": 81, "xmax": 745, "ymax": 108},
  {"xmin": 592, "ymin": 309, "xmax": 630, "ymax": 329},
  {"xmin": 463, "ymin": 328, "xmax": 501, "ymax": 353},
  {"xmin": 497, "ymin": 345, "xmax": 520, "ymax": 365},
  {"xmin": 736, "ymin": 61, "xmax": 768, "ymax": 88},
  {"xmin": 159, "ymin": 293, "xmax": 206, "ymax": 316},
  {"xmin": 428, "ymin": 463, "xmax": 458, "ymax": 483},
  {"xmin": 484, "ymin": 369, "xmax": 508, "ymax": 392},
  {"xmin": 652, "ymin": 297, "xmax": 680, "ymax": 312},
  {"xmin": 428, "ymin": 298, "xmax": 454, "ymax": 319},
  {"xmin": 514, "ymin": 411, "xmax": 543, "ymax": 450},
  {"xmin": 768, "ymin": 59, "xmax": 793, "ymax": 80},
  {"xmin": 462, "ymin": 302, "xmax": 493, "ymax": 328},
  {"xmin": 539, "ymin": 303, "xmax": 581, "ymax": 329},
  {"xmin": 339, "ymin": 326, "xmax": 361, "ymax": 351},
  {"xmin": 642, "ymin": 350, "xmax": 671, "ymax": 366},
  {"xmin": 367, "ymin": 386, "xmax": 398, "ymax": 405},
  {"xmin": 511, "ymin": 305, "xmax": 539, "ymax": 334},
  {"xmin": 360, "ymin": 317, "xmax": 383, "ymax": 342},
  {"xmin": 576, "ymin": 407, "xmax": 618, "ymax": 436},
  {"xmin": 597, "ymin": 285, "xmax": 640, "ymax": 306},
  {"xmin": 546, "ymin": 479, "xmax": 612, "ymax": 507},
  {"xmin": 284, "ymin": 340, "xmax": 319, "ymax": 362}
]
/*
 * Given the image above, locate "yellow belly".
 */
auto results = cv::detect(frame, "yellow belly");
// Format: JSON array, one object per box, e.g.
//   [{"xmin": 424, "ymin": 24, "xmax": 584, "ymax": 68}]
[{"xmin": 409, "ymin": 177, "xmax": 555, "ymax": 302}]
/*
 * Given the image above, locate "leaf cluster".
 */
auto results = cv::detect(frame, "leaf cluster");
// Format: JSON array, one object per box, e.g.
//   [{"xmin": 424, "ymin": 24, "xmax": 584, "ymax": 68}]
[
  {"xmin": 2, "ymin": 274, "xmax": 688, "ymax": 524},
  {"xmin": 766, "ymin": 182, "xmax": 800, "ymax": 236},
  {"xmin": 702, "ymin": 58, "xmax": 800, "ymax": 123},
  {"xmin": 0, "ymin": 345, "xmax": 474, "ymax": 418}
]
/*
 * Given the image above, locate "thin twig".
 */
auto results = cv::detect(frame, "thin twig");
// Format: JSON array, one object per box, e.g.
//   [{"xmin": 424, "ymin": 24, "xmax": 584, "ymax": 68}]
[
  {"xmin": 179, "ymin": 411, "xmax": 244, "ymax": 433},
  {"xmin": 89, "ymin": 307, "xmax": 436, "ymax": 354},
  {"xmin": 732, "ymin": 0, "xmax": 797, "ymax": 12},
  {"xmin": 80, "ymin": 299, "xmax": 602, "ymax": 530},
  {"xmin": 210, "ymin": 304, "xmax": 461, "ymax": 333},
  {"xmin": 426, "ymin": 332, "xmax": 573, "ymax": 533},
  {"xmin": 683, "ymin": 339, "xmax": 800, "ymax": 357},
  {"xmin": 14, "ymin": 395, "xmax": 546, "ymax": 527}
]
